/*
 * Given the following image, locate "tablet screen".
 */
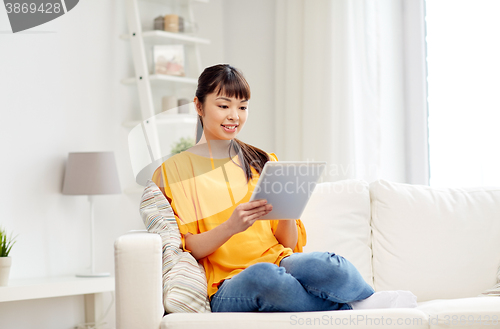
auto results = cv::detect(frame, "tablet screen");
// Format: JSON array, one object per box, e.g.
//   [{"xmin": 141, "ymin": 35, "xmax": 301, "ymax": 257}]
[{"xmin": 250, "ymin": 161, "xmax": 326, "ymax": 220}]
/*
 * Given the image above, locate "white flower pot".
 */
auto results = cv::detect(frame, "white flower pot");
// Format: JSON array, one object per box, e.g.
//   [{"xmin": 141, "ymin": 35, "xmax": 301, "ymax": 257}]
[{"xmin": 0, "ymin": 257, "xmax": 12, "ymax": 286}]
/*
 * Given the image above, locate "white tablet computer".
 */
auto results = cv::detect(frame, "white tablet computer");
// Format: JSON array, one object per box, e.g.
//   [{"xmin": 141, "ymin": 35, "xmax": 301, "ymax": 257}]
[{"xmin": 249, "ymin": 161, "xmax": 327, "ymax": 220}]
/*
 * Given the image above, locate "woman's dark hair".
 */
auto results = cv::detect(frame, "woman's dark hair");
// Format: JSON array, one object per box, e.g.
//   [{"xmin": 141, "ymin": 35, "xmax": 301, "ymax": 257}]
[{"xmin": 195, "ymin": 64, "xmax": 271, "ymax": 183}]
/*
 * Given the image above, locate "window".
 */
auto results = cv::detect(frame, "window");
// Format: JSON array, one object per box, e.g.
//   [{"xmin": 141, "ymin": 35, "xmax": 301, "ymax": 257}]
[{"xmin": 425, "ymin": 0, "xmax": 500, "ymax": 188}]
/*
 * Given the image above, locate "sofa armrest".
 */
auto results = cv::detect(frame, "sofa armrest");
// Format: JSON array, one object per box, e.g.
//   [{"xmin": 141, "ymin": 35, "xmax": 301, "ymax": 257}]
[{"xmin": 114, "ymin": 231, "xmax": 164, "ymax": 329}]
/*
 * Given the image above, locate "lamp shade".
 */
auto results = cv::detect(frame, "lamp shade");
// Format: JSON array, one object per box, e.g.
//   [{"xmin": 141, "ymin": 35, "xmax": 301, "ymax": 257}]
[{"xmin": 62, "ymin": 152, "xmax": 122, "ymax": 195}]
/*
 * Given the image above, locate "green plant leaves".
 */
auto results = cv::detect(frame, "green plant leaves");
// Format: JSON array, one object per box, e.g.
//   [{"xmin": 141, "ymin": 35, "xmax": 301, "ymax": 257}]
[
  {"xmin": 0, "ymin": 226, "xmax": 17, "ymax": 257},
  {"xmin": 171, "ymin": 137, "xmax": 195, "ymax": 155}
]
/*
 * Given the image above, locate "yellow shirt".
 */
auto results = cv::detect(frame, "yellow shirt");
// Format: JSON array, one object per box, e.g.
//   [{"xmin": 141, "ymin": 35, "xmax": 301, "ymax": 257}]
[{"xmin": 151, "ymin": 150, "xmax": 307, "ymax": 298}]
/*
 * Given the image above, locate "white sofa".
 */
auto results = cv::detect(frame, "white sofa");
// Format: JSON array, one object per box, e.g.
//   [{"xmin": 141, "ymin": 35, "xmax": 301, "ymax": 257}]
[{"xmin": 115, "ymin": 179, "xmax": 500, "ymax": 329}]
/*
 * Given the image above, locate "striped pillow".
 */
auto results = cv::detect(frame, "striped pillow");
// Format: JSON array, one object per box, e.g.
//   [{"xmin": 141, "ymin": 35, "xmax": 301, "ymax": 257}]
[{"xmin": 140, "ymin": 180, "xmax": 211, "ymax": 313}]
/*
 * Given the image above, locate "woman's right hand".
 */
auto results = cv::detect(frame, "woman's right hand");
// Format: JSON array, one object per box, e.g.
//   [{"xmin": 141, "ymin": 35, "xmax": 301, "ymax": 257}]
[
  {"xmin": 225, "ymin": 199, "xmax": 273, "ymax": 235},
  {"xmin": 185, "ymin": 200, "xmax": 273, "ymax": 260}
]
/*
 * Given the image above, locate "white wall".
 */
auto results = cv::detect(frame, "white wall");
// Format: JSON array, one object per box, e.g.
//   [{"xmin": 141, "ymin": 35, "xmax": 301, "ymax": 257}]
[
  {"xmin": 220, "ymin": 0, "xmax": 276, "ymax": 153},
  {"xmin": 0, "ymin": 0, "xmax": 275, "ymax": 328},
  {"xmin": 0, "ymin": 1, "xmax": 132, "ymax": 327}
]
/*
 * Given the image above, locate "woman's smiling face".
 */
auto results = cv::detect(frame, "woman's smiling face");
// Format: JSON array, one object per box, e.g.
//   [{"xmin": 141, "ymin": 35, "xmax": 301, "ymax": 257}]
[{"xmin": 196, "ymin": 91, "xmax": 249, "ymax": 141}]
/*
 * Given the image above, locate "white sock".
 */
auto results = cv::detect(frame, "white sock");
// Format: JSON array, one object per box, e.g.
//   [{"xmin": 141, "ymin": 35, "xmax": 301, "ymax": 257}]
[{"xmin": 348, "ymin": 290, "xmax": 417, "ymax": 310}]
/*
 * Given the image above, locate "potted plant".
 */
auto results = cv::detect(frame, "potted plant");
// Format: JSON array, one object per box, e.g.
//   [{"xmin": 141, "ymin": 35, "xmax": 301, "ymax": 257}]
[
  {"xmin": 171, "ymin": 137, "xmax": 195, "ymax": 155},
  {"xmin": 0, "ymin": 226, "xmax": 17, "ymax": 286}
]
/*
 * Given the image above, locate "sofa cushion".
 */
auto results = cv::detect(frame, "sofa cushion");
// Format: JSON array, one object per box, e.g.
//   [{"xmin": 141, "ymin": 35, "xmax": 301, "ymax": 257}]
[
  {"xmin": 370, "ymin": 179, "xmax": 500, "ymax": 301},
  {"xmin": 161, "ymin": 308, "xmax": 429, "ymax": 329},
  {"xmin": 416, "ymin": 297, "xmax": 500, "ymax": 329},
  {"xmin": 140, "ymin": 180, "xmax": 211, "ymax": 313},
  {"xmin": 300, "ymin": 179, "xmax": 373, "ymax": 288},
  {"xmin": 481, "ymin": 265, "xmax": 500, "ymax": 296}
]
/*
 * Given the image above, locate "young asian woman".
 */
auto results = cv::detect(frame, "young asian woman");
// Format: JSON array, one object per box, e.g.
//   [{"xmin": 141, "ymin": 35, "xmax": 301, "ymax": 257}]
[{"xmin": 151, "ymin": 64, "xmax": 418, "ymax": 312}]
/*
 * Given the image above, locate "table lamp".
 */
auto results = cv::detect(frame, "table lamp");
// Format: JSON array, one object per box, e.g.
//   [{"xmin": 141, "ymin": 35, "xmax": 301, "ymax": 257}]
[{"xmin": 62, "ymin": 151, "xmax": 121, "ymax": 277}]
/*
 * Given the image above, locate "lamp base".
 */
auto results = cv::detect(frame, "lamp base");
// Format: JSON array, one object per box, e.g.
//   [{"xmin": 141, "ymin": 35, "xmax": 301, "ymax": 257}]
[{"xmin": 76, "ymin": 271, "xmax": 110, "ymax": 278}]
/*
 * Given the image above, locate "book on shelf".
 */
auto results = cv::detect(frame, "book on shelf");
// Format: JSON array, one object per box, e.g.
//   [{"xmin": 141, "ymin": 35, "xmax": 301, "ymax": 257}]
[{"xmin": 153, "ymin": 45, "xmax": 185, "ymax": 77}]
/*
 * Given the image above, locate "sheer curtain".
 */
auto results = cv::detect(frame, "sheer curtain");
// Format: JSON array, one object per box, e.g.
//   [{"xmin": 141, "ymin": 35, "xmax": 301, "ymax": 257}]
[
  {"xmin": 274, "ymin": 0, "xmax": 429, "ymax": 185},
  {"xmin": 426, "ymin": 0, "xmax": 500, "ymax": 188}
]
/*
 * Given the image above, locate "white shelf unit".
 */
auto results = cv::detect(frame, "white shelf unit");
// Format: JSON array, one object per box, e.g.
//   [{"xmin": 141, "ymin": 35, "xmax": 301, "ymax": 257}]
[
  {"xmin": 122, "ymin": 113, "xmax": 198, "ymax": 128},
  {"xmin": 123, "ymin": 0, "xmax": 209, "ymax": 118},
  {"xmin": 122, "ymin": 0, "xmax": 208, "ymax": 192},
  {"xmin": 0, "ymin": 276, "xmax": 114, "ymax": 323},
  {"xmin": 120, "ymin": 74, "xmax": 198, "ymax": 85},
  {"xmin": 120, "ymin": 30, "xmax": 210, "ymax": 45}
]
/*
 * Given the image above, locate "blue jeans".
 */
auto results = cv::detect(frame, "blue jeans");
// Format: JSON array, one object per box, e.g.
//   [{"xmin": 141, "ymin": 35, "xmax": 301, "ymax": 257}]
[{"xmin": 209, "ymin": 251, "xmax": 375, "ymax": 312}]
